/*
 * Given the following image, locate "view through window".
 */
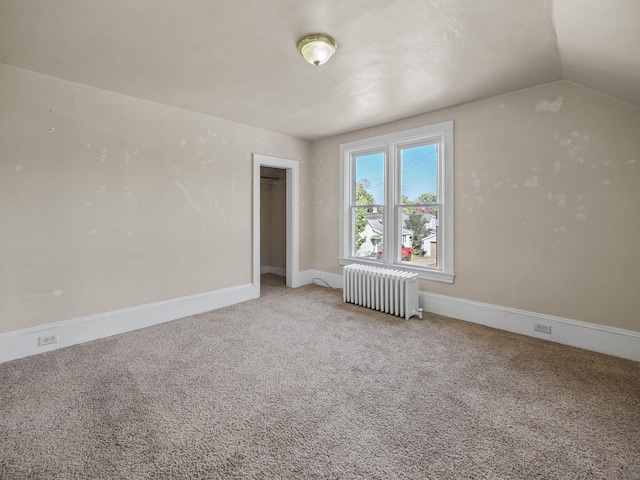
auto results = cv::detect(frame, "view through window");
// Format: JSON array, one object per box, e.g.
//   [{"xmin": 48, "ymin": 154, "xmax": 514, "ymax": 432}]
[{"xmin": 340, "ymin": 121, "xmax": 454, "ymax": 283}]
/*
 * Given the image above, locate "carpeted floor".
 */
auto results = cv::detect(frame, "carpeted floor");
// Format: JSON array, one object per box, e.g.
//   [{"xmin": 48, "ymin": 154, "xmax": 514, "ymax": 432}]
[{"xmin": 1, "ymin": 274, "xmax": 639, "ymax": 479}]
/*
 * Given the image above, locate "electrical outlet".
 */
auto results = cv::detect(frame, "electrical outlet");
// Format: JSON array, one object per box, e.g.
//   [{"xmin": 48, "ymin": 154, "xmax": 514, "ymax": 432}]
[
  {"xmin": 38, "ymin": 334, "xmax": 58, "ymax": 346},
  {"xmin": 533, "ymin": 323, "xmax": 551, "ymax": 334}
]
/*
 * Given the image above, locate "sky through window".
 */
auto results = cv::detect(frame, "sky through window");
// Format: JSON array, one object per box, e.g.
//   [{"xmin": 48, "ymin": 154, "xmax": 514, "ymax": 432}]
[{"xmin": 355, "ymin": 145, "xmax": 438, "ymax": 204}]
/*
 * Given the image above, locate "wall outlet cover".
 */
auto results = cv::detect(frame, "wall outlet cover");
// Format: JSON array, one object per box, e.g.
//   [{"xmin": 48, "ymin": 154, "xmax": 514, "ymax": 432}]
[
  {"xmin": 534, "ymin": 323, "xmax": 552, "ymax": 334},
  {"xmin": 38, "ymin": 334, "xmax": 59, "ymax": 346}
]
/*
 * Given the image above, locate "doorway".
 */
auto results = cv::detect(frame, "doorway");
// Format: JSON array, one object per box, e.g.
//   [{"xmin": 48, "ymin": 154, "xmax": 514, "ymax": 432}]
[
  {"xmin": 260, "ymin": 166, "xmax": 286, "ymax": 279},
  {"xmin": 252, "ymin": 154, "xmax": 300, "ymax": 290}
]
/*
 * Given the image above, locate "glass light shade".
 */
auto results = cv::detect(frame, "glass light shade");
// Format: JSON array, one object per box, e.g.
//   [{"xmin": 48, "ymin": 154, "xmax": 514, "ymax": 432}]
[{"xmin": 297, "ymin": 34, "xmax": 337, "ymax": 66}]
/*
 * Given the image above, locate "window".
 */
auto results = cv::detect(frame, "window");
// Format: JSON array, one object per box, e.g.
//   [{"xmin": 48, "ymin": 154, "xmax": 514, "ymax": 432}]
[{"xmin": 339, "ymin": 121, "xmax": 454, "ymax": 283}]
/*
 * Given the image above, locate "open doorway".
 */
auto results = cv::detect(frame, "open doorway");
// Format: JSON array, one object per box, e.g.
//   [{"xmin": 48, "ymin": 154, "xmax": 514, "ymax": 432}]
[
  {"xmin": 260, "ymin": 166, "xmax": 286, "ymax": 281},
  {"xmin": 252, "ymin": 154, "xmax": 300, "ymax": 291}
]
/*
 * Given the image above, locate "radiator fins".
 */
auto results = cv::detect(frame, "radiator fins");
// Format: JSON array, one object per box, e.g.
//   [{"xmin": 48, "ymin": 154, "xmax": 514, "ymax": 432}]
[{"xmin": 343, "ymin": 264, "xmax": 422, "ymax": 321}]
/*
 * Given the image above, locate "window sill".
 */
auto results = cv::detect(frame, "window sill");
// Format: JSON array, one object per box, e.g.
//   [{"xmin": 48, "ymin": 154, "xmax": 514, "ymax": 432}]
[{"xmin": 338, "ymin": 257, "xmax": 455, "ymax": 284}]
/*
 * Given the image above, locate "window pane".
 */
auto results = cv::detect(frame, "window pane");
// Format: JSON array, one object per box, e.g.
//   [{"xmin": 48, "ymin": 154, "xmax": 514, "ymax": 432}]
[
  {"xmin": 353, "ymin": 207, "xmax": 384, "ymax": 259},
  {"xmin": 400, "ymin": 144, "xmax": 438, "ymax": 204},
  {"xmin": 400, "ymin": 206, "xmax": 439, "ymax": 268},
  {"xmin": 354, "ymin": 152, "xmax": 384, "ymax": 205},
  {"xmin": 341, "ymin": 121, "xmax": 453, "ymax": 281}
]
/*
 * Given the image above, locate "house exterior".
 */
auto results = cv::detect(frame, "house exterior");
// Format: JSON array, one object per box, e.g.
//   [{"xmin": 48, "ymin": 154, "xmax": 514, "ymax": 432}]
[
  {"xmin": 422, "ymin": 232, "xmax": 437, "ymax": 257},
  {"xmin": 357, "ymin": 215, "xmax": 383, "ymax": 257},
  {"xmin": 356, "ymin": 213, "xmax": 413, "ymax": 257}
]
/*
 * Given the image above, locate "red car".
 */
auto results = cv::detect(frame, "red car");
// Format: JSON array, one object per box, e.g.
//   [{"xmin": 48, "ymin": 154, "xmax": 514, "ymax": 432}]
[{"xmin": 377, "ymin": 246, "xmax": 412, "ymax": 261}]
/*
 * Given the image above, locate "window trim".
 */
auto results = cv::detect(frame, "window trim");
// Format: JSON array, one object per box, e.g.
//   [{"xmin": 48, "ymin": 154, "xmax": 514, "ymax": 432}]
[{"xmin": 339, "ymin": 121, "xmax": 454, "ymax": 283}]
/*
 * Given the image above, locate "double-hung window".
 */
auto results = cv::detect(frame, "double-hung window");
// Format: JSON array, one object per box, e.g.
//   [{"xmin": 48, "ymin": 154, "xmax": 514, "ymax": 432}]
[{"xmin": 339, "ymin": 121, "xmax": 454, "ymax": 283}]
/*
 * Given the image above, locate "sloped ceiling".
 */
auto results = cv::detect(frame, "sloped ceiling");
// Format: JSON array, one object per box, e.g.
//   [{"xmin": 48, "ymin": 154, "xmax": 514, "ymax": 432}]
[
  {"xmin": 0, "ymin": 0, "xmax": 638, "ymax": 140},
  {"xmin": 554, "ymin": 0, "xmax": 640, "ymax": 107}
]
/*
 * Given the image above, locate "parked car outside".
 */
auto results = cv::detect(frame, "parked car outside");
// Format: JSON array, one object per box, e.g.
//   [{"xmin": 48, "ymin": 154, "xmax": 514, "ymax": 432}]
[{"xmin": 377, "ymin": 246, "xmax": 413, "ymax": 261}]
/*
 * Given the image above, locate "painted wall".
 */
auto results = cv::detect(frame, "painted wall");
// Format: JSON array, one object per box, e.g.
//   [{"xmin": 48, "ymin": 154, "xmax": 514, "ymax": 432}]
[
  {"xmin": 0, "ymin": 63, "xmax": 311, "ymax": 334},
  {"xmin": 312, "ymin": 81, "xmax": 640, "ymax": 332}
]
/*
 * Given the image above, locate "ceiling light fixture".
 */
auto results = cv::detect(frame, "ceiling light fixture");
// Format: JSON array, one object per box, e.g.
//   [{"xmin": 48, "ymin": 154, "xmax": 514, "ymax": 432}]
[{"xmin": 297, "ymin": 34, "xmax": 337, "ymax": 66}]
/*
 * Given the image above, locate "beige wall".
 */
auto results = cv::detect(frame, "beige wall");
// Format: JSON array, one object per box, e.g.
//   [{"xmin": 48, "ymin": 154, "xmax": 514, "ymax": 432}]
[
  {"xmin": 0, "ymin": 63, "xmax": 311, "ymax": 334},
  {"xmin": 312, "ymin": 80, "xmax": 640, "ymax": 332},
  {"xmin": 2, "ymin": 64, "xmax": 638, "ymax": 337}
]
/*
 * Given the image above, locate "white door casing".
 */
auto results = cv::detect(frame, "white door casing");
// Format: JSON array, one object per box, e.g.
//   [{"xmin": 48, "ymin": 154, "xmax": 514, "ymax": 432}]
[{"xmin": 252, "ymin": 154, "xmax": 300, "ymax": 289}]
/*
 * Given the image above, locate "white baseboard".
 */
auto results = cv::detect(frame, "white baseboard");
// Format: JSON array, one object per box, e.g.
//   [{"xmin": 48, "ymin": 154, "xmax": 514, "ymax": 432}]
[
  {"xmin": 0, "ymin": 283, "xmax": 259, "ymax": 364},
  {"xmin": 299, "ymin": 268, "xmax": 639, "ymax": 362},
  {"xmin": 297, "ymin": 269, "xmax": 344, "ymax": 290},
  {"xmin": 419, "ymin": 291, "xmax": 640, "ymax": 362},
  {"xmin": 4, "ymin": 270, "xmax": 636, "ymax": 364},
  {"xmin": 260, "ymin": 266, "xmax": 286, "ymax": 276}
]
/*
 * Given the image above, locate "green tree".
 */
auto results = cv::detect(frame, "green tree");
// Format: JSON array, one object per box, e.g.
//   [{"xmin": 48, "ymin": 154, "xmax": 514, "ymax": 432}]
[
  {"xmin": 418, "ymin": 192, "xmax": 438, "ymax": 221},
  {"xmin": 355, "ymin": 180, "xmax": 376, "ymax": 253},
  {"xmin": 401, "ymin": 195, "xmax": 412, "ymax": 214},
  {"xmin": 404, "ymin": 210, "xmax": 428, "ymax": 255},
  {"xmin": 403, "ymin": 192, "xmax": 435, "ymax": 214},
  {"xmin": 415, "ymin": 192, "xmax": 436, "ymax": 205},
  {"xmin": 356, "ymin": 180, "xmax": 376, "ymax": 206}
]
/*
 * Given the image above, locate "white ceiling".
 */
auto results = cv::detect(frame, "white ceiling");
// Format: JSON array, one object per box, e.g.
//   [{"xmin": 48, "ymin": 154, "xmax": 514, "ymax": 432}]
[{"xmin": 1, "ymin": 0, "xmax": 638, "ymax": 140}]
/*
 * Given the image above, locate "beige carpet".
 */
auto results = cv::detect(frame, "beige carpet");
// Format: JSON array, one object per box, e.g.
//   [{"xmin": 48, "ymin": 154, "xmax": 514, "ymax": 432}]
[{"xmin": 1, "ymin": 274, "xmax": 638, "ymax": 479}]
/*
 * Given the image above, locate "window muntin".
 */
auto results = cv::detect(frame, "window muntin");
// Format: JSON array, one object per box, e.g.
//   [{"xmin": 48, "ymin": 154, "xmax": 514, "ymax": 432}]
[{"xmin": 339, "ymin": 121, "xmax": 454, "ymax": 283}]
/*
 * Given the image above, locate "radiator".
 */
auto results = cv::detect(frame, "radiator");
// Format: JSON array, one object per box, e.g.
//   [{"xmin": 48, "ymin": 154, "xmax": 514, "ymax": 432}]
[{"xmin": 343, "ymin": 264, "xmax": 423, "ymax": 320}]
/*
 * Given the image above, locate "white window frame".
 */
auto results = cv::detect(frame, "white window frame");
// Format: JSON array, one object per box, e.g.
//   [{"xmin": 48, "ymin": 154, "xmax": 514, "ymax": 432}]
[{"xmin": 339, "ymin": 121, "xmax": 454, "ymax": 283}]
